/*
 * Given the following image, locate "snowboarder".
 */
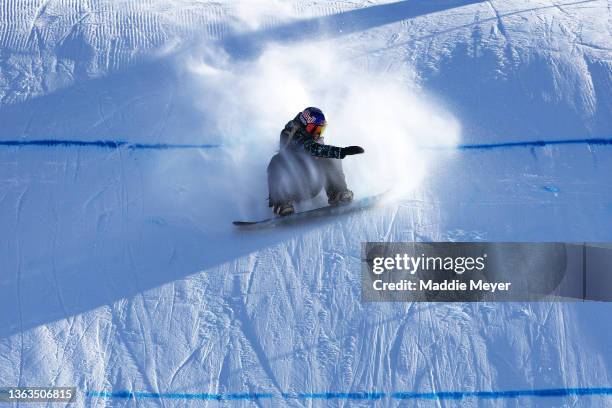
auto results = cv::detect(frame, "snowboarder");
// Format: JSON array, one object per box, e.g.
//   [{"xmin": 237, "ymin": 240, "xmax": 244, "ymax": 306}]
[{"xmin": 267, "ymin": 107, "xmax": 365, "ymax": 216}]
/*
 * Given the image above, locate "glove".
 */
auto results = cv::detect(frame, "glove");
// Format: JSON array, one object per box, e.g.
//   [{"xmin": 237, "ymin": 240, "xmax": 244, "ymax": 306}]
[{"xmin": 340, "ymin": 146, "xmax": 365, "ymax": 159}]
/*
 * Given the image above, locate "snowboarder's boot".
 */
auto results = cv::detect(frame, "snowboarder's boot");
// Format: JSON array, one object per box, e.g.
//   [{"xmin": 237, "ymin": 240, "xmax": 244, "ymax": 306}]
[
  {"xmin": 273, "ymin": 202, "xmax": 295, "ymax": 217},
  {"xmin": 328, "ymin": 190, "xmax": 354, "ymax": 206}
]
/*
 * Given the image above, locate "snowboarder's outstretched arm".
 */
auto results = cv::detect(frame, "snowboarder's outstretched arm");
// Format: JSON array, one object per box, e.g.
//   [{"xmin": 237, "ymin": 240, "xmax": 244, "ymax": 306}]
[
  {"xmin": 301, "ymin": 138, "xmax": 364, "ymax": 159},
  {"xmin": 280, "ymin": 116, "xmax": 364, "ymax": 159},
  {"xmin": 287, "ymin": 133, "xmax": 364, "ymax": 159},
  {"xmin": 301, "ymin": 138, "xmax": 343, "ymax": 158}
]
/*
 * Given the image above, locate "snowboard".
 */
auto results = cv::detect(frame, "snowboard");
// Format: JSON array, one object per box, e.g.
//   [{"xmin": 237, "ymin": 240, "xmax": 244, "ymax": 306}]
[{"xmin": 233, "ymin": 191, "xmax": 390, "ymax": 229}]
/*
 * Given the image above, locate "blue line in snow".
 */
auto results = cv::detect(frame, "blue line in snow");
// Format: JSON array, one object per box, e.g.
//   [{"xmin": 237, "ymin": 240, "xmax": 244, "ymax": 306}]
[
  {"xmin": 0, "ymin": 139, "xmax": 220, "ymax": 150},
  {"xmin": 393, "ymin": 388, "xmax": 612, "ymax": 400},
  {"xmin": 2, "ymin": 137, "xmax": 611, "ymax": 151},
  {"xmin": 87, "ymin": 388, "xmax": 612, "ymax": 401},
  {"xmin": 283, "ymin": 392, "xmax": 385, "ymax": 400},
  {"xmin": 457, "ymin": 137, "xmax": 612, "ymax": 150},
  {"xmin": 86, "ymin": 391, "xmax": 274, "ymax": 400}
]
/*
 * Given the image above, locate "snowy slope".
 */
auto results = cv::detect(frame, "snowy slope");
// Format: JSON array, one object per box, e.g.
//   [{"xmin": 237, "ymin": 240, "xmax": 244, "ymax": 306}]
[{"xmin": 0, "ymin": 0, "xmax": 611, "ymax": 407}]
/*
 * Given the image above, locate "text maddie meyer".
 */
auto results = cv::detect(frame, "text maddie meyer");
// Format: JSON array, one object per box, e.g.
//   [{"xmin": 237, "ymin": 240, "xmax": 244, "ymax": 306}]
[{"xmin": 372, "ymin": 278, "xmax": 511, "ymax": 292}]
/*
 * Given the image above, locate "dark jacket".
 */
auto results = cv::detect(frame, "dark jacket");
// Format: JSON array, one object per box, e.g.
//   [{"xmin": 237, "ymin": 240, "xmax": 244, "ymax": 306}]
[{"xmin": 279, "ymin": 114, "xmax": 343, "ymax": 159}]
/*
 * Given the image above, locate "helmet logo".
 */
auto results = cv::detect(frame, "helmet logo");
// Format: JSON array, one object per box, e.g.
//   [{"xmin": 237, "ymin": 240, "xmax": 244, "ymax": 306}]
[
  {"xmin": 301, "ymin": 110, "xmax": 316, "ymax": 124},
  {"xmin": 300, "ymin": 107, "xmax": 325, "ymax": 126}
]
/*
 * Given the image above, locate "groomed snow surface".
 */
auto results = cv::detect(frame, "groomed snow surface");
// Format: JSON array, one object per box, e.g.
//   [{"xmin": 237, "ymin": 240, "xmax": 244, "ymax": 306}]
[{"xmin": 0, "ymin": 0, "xmax": 611, "ymax": 406}]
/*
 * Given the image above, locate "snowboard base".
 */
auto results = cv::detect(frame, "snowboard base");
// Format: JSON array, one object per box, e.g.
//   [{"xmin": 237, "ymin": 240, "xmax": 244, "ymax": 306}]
[{"xmin": 233, "ymin": 191, "xmax": 389, "ymax": 229}]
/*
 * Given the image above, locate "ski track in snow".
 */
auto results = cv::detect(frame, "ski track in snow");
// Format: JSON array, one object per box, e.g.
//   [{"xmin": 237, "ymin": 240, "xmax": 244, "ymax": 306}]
[{"xmin": 0, "ymin": 1, "xmax": 611, "ymax": 407}]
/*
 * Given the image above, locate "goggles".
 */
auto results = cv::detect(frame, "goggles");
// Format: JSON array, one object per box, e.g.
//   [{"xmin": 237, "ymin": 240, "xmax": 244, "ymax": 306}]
[{"xmin": 306, "ymin": 123, "xmax": 327, "ymax": 139}]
